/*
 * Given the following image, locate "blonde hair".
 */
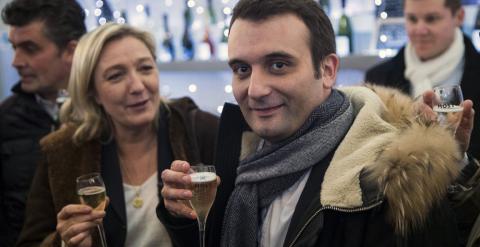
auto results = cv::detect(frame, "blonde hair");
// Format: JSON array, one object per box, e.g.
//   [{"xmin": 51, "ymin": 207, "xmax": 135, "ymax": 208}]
[{"xmin": 61, "ymin": 23, "xmax": 159, "ymax": 144}]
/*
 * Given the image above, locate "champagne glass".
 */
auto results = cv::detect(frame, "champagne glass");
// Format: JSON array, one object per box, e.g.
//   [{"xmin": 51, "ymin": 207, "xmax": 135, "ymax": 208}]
[
  {"xmin": 432, "ymin": 85, "xmax": 464, "ymax": 133},
  {"xmin": 76, "ymin": 173, "xmax": 108, "ymax": 247},
  {"xmin": 188, "ymin": 165, "xmax": 217, "ymax": 247}
]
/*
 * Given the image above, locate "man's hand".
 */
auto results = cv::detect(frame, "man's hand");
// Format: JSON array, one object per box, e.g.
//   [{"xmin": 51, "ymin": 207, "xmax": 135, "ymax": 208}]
[{"xmin": 420, "ymin": 90, "xmax": 474, "ymax": 153}]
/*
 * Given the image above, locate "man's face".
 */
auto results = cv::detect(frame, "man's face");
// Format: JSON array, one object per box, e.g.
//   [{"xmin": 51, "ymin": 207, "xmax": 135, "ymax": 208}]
[
  {"xmin": 404, "ymin": 0, "xmax": 464, "ymax": 61},
  {"xmin": 8, "ymin": 21, "xmax": 74, "ymax": 99},
  {"xmin": 228, "ymin": 14, "xmax": 338, "ymax": 143}
]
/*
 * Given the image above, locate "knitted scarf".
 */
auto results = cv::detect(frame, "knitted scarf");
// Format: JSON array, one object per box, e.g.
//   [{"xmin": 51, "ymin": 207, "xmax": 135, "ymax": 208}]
[{"xmin": 220, "ymin": 90, "xmax": 354, "ymax": 247}]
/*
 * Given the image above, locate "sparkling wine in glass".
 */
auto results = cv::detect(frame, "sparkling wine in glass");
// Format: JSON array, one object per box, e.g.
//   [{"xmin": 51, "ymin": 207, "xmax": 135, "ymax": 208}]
[
  {"xmin": 432, "ymin": 85, "xmax": 464, "ymax": 133},
  {"xmin": 76, "ymin": 173, "xmax": 108, "ymax": 247},
  {"xmin": 188, "ymin": 165, "xmax": 217, "ymax": 247}
]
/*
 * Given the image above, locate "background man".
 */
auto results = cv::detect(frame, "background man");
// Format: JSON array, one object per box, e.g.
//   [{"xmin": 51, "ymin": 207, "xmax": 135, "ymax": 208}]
[
  {"xmin": 0, "ymin": 0, "xmax": 86, "ymax": 245},
  {"xmin": 158, "ymin": 0, "xmax": 478, "ymax": 246},
  {"xmin": 366, "ymin": 0, "xmax": 480, "ymax": 159}
]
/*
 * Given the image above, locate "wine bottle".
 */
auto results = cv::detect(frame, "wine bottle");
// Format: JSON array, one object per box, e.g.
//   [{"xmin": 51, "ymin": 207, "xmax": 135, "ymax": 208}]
[
  {"xmin": 162, "ymin": 14, "xmax": 176, "ymax": 61},
  {"xmin": 202, "ymin": 28, "xmax": 215, "ymax": 58},
  {"xmin": 220, "ymin": 13, "xmax": 229, "ymax": 44},
  {"xmin": 182, "ymin": 0, "xmax": 195, "ymax": 60},
  {"xmin": 319, "ymin": 0, "xmax": 330, "ymax": 15},
  {"xmin": 97, "ymin": 0, "xmax": 114, "ymax": 25},
  {"xmin": 218, "ymin": 13, "xmax": 229, "ymax": 60},
  {"xmin": 336, "ymin": 0, "xmax": 353, "ymax": 56},
  {"xmin": 207, "ymin": 0, "xmax": 217, "ymax": 25}
]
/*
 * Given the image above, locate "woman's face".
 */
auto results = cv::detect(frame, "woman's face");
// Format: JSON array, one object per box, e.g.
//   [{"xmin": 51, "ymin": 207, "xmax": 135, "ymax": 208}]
[{"xmin": 93, "ymin": 36, "xmax": 159, "ymax": 131}]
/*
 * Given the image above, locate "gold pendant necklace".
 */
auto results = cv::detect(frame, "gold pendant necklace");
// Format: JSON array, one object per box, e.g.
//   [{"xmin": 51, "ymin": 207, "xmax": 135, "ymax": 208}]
[
  {"xmin": 132, "ymin": 187, "xmax": 143, "ymax": 208},
  {"xmin": 118, "ymin": 137, "xmax": 157, "ymax": 209}
]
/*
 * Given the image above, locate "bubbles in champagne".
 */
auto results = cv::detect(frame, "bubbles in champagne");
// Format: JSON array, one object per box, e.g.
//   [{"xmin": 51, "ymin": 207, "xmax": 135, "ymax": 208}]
[
  {"xmin": 433, "ymin": 105, "xmax": 463, "ymax": 131},
  {"xmin": 78, "ymin": 186, "xmax": 106, "ymax": 211},
  {"xmin": 189, "ymin": 172, "xmax": 217, "ymax": 220},
  {"xmin": 190, "ymin": 172, "xmax": 217, "ymax": 183}
]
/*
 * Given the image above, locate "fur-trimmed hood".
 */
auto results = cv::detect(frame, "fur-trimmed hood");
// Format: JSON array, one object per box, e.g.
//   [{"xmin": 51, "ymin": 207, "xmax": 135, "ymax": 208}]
[
  {"xmin": 325, "ymin": 85, "xmax": 461, "ymax": 235},
  {"xmin": 240, "ymin": 85, "xmax": 462, "ymax": 236}
]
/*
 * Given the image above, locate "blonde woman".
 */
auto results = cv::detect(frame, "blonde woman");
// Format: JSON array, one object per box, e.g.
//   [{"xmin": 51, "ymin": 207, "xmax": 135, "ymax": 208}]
[{"xmin": 17, "ymin": 23, "xmax": 218, "ymax": 247}]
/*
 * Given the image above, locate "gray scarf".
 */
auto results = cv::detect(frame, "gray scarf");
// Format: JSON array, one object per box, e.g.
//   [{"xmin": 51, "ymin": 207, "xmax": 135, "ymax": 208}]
[{"xmin": 220, "ymin": 90, "xmax": 354, "ymax": 247}]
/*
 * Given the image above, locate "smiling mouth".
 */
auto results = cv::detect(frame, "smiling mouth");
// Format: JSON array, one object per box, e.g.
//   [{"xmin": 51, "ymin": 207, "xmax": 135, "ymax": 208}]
[
  {"xmin": 251, "ymin": 105, "xmax": 283, "ymax": 116},
  {"xmin": 128, "ymin": 99, "xmax": 149, "ymax": 108}
]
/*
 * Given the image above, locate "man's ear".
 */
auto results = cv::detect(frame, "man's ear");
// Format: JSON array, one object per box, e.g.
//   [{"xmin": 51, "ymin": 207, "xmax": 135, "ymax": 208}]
[
  {"xmin": 320, "ymin": 53, "xmax": 339, "ymax": 89},
  {"xmin": 62, "ymin": 40, "xmax": 78, "ymax": 62},
  {"xmin": 454, "ymin": 7, "xmax": 465, "ymax": 27}
]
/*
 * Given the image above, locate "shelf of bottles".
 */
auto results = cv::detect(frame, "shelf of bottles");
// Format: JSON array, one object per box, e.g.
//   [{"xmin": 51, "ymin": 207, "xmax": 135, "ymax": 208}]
[
  {"xmin": 79, "ymin": 0, "xmax": 384, "ymax": 62},
  {"xmin": 80, "ymin": 0, "xmax": 233, "ymax": 63}
]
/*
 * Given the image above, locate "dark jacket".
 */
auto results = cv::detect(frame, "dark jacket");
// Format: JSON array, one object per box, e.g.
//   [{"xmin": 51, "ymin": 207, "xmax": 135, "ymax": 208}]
[
  {"xmin": 15, "ymin": 97, "xmax": 218, "ymax": 247},
  {"xmin": 365, "ymin": 35, "xmax": 480, "ymax": 159},
  {"xmin": 158, "ymin": 86, "xmax": 474, "ymax": 247},
  {"xmin": 0, "ymin": 83, "xmax": 57, "ymax": 247}
]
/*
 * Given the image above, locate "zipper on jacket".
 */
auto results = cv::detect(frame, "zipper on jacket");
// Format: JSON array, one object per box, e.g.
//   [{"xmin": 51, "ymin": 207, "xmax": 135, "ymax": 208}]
[{"xmin": 287, "ymin": 200, "xmax": 384, "ymax": 247}]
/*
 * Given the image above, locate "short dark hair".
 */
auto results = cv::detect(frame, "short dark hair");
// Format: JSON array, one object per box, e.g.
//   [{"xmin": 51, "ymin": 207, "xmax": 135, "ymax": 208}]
[
  {"xmin": 404, "ymin": 0, "xmax": 462, "ymax": 15},
  {"xmin": 1, "ymin": 0, "xmax": 86, "ymax": 50},
  {"xmin": 230, "ymin": 0, "xmax": 335, "ymax": 78},
  {"xmin": 444, "ymin": 0, "xmax": 462, "ymax": 14}
]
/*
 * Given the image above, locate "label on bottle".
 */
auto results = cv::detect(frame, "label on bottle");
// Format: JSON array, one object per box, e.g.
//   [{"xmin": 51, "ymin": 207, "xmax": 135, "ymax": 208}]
[
  {"xmin": 197, "ymin": 43, "xmax": 212, "ymax": 60},
  {"xmin": 336, "ymin": 36, "xmax": 350, "ymax": 57}
]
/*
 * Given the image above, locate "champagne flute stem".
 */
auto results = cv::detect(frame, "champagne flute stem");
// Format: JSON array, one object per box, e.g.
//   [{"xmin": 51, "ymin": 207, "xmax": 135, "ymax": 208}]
[
  {"xmin": 97, "ymin": 223, "xmax": 108, "ymax": 247},
  {"xmin": 197, "ymin": 218, "xmax": 206, "ymax": 247}
]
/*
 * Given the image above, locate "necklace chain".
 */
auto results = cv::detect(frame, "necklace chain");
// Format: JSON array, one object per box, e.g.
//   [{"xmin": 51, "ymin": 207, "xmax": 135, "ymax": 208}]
[{"xmin": 118, "ymin": 140, "xmax": 157, "ymax": 209}]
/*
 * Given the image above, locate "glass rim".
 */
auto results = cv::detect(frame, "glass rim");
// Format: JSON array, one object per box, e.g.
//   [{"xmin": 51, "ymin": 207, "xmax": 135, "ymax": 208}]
[
  {"xmin": 76, "ymin": 172, "xmax": 101, "ymax": 182},
  {"xmin": 433, "ymin": 85, "xmax": 462, "ymax": 90}
]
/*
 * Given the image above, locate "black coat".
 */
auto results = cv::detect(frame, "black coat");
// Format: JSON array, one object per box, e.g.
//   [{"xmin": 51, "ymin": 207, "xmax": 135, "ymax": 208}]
[
  {"xmin": 157, "ymin": 102, "xmax": 461, "ymax": 247},
  {"xmin": 0, "ymin": 83, "xmax": 57, "ymax": 246},
  {"xmin": 365, "ymin": 36, "xmax": 480, "ymax": 159},
  {"xmin": 16, "ymin": 97, "xmax": 219, "ymax": 247}
]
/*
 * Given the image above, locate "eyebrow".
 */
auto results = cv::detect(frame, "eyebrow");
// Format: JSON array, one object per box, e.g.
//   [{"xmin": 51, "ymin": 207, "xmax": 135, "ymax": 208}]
[
  {"xmin": 228, "ymin": 51, "xmax": 295, "ymax": 68},
  {"xmin": 9, "ymin": 39, "xmax": 37, "ymax": 48},
  {"xmin": 102, "ymin": 56, "xmax": 154, "ymax": 74},
  {"xmin": 265, "ymin": 51, "xmax": 295, "ymax": 60}
]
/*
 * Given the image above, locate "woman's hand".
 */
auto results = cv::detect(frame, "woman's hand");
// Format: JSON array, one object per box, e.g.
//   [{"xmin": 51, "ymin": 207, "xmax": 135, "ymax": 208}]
[
  {"xmin": 56, "ymin": 204, "xmax": 106, "ymax": 247},
  {"xmin": 161, "ymin": 160, "xmax": 197, "ymax": 220}
]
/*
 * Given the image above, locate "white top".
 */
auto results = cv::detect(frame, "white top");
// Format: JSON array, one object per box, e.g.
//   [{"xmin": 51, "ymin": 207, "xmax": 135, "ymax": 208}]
[
  {"xmin": 260, "ymin": 169, "xmax": 312, "ymax": 247},
  {"xmin": 123, "ymin": 172, "xmax": 172, "ymax": 247}
]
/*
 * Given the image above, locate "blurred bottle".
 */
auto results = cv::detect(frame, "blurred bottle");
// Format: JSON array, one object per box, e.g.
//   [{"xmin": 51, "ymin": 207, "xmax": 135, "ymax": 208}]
[
  {"xmin": 336, "ymin": 0, "xmax": 353, "ymax": 56},
  {"xmin": 200, "ymin": 28, "xmax": 215, "ymax": 60},
  {"xmin": 96, "ymin": 0, "xmax": 114, "ymax": 25},
  {"xmin": 319, "ymin": 0, "xmax": 330, "ymax": 15},
  {"xmin": 120, "ymin": 10, "xmax": 128, "ymax": 24},
  {"xmin": 162, "ymin": 14, "xmax": 176, "ymax": 61},
  {"xmin": 207, "ymin": 0, "xmax": 217, "ymax": 24},
  {"xmin": 218, "ymin": 12, "xmax": 230, "ymax": 60},
  {"xmin": 200, "ymin": 0, "xmax": 217, "ymax": 59},
  {"xmin": 182, "ymin": 0, "xmax": 195, "ymax": 60}
]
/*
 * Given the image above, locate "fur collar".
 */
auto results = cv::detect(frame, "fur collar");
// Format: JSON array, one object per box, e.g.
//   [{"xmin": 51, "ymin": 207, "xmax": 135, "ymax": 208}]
[
  {"xmin": 239, "ymin": 85, "xmax": 461, "ymax": 235},
  {"xmin": 325, "ymin": 85, "xmax": 461, "ymax": 235}
]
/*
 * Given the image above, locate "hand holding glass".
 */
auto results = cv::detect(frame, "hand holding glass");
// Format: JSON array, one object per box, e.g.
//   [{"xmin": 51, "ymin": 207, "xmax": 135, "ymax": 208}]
[
  {"xmin": 76, "ymin": 173, "xmax": 108, "ymax": 247},
  {"xmin": 432, "ymin": 85, "xmax": 464, "ymax": 133},
  {"xmin": 188, "ymin": 165, "xmax": 217, "ymax": 247}
]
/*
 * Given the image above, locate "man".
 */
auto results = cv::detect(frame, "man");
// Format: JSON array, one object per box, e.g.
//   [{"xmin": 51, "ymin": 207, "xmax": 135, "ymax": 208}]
[
  {"xmin": 0, "ymin": 0, "xmax": 85, "ymax": 245},
  {"xmin": 365, "ymin": 0, "xmax": 480, "ymax": 159},
  {"xmin": 158, "ymin": 0, "xmax": 478, "ymax": 246}
]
